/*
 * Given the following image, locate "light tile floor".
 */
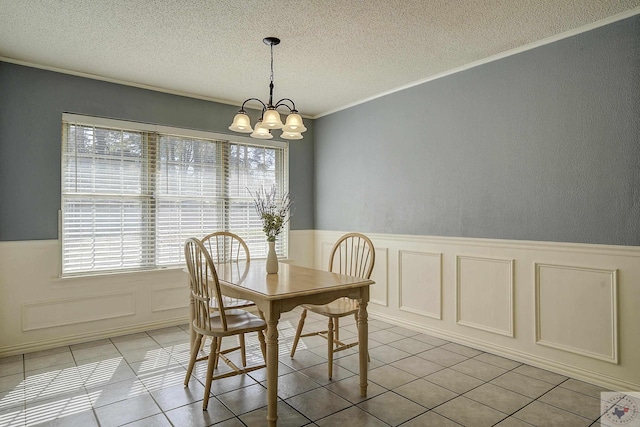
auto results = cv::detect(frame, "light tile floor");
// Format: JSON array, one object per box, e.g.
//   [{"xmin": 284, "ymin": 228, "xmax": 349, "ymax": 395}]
[{"xmin": 0, "ymin": 308, "xmax": 627, "ymax": 426}]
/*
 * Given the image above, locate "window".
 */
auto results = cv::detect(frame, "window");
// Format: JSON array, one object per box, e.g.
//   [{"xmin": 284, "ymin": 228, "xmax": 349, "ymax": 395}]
[{"xmin": 61, "ymin": 114, "xmax": 288, "ymax": 276}]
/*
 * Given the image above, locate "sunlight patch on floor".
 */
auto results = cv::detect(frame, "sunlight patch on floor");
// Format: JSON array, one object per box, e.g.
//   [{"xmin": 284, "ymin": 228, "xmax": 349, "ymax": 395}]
[
  {"xmin": 24, "ymin": 366, "xmax": 83, "ymax": 402},
  {"xmin": 24, "ymin": 393, "xmax": 92, "ymax": 425}
]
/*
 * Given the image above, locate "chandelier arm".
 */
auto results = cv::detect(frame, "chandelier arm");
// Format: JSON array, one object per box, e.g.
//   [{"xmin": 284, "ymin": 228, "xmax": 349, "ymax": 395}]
[
  {"xmin": 240, "ymin": 98, "xmax": 268, "ymax": 112},
  {"xmin": 274, "ymin": 98, "xmax": 296, "ymax": 112}
]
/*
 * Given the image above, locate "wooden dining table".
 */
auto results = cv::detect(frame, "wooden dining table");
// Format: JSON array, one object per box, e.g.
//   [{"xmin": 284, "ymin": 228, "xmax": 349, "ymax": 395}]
[{"xmin": 213, "ymin": 259, "xmax": 375, "ymax": 426}]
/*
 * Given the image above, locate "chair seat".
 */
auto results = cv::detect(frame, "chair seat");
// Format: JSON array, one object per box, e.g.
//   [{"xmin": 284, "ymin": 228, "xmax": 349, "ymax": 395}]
[
  {"xmin": 194, "ymin": 309, "xmax": 266, "ymax": 337},
  {"xmin": 303, "ymin": 297, "xmax": 359, "ymax": 317}
]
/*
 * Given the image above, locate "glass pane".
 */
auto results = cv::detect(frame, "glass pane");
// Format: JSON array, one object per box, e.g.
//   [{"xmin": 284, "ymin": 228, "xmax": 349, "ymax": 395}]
[
  {"xmin": 155, "ymin": 199, "xmax": 223, "ymax": 265},
  {"xmin": 228, "ymin": 143, "xmax": 288, "ymax": 258},
  {"xmin": 63, "ymin": 124, "xmax": 144, "ymax": 195},
  {"xmin": 155, "ymin": 135, "xmax": 224, "ymax": 265},
  {"xmin": 228, "ymin": 144, "xmax": 278, "ymax": 198},
  {"xmin": 62, "ymin": 198, "xmax": 152, "ymax": 274},
  {"xmin": 157, "ymin": 136, "xmax": 221, "ymax": 197},
  {"xmin": 228, "ymin": 200, "xmax": 286, "ymax": 258}
]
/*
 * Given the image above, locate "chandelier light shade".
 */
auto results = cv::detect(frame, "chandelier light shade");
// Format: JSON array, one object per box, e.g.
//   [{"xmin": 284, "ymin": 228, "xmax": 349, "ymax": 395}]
[
  {"xmin": 282, "ymin": 112, "xmax": 307, "ymax": 133},
  {"xmin": 280, "ymin": 130, "xmax": 303, "ymax": 140},
  {"xmin": 262, "ymin": 108, "xmax": 284, "ymax": 129},
  {"xmin": 229, "ymin": 112, "xmax": 253, "ymax": 133},
  {"xmin": 228, "ymin": 37, "xmax": 307, "ymax": 140},
  {"xmin": 250, "ymin": 119, "xmax": 273, "ymax": 139}
]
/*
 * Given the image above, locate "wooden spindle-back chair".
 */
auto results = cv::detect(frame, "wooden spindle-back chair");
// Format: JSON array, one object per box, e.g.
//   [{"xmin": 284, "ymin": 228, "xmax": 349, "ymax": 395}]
[
  {"xmin": 183, "ymin": 237, "xmax": 266, "ymax": 410},
  {"xmin": 290, "ymin": 232, "xmax": 375, "ymax": 379}
]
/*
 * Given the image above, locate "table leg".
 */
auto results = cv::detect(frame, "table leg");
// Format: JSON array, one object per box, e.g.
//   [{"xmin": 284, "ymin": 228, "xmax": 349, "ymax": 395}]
[
  {"xmin": 358, "ymin": 298, "xmax": 369, "ymax": 397},
  {"xmin": 266, "ymin": 316, "xmax": 279, "ymax": 426}
]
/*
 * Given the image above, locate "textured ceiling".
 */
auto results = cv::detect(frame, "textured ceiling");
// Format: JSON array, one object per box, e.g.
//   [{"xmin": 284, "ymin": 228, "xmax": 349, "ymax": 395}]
[{"xmin": 1, "ymin": 1, "xmax": 639, "ymax": 118}]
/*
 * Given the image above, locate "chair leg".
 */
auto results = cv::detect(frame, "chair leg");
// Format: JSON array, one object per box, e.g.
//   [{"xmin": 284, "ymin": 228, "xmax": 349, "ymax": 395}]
[
  {"xmin": 290, "ymin": 308, "xmax": 307, "ymax": 358},
  {"xmin": 257, "ymin": 329, "xmax": 267, "ymax": 362},
  {"xmin": 213, "ymin": 337, "xmax": 222, "ymax": 370},
  {"xmin": 327, "ymin": 317, "xmax": 334, "ymax": 380},
  {"xmin": 335, "ymin": 317, "xmax": 340, "ymax": 342},
  {"xmin": 240, "ymin": 333, "xmax": 247, "ymax": 367},
  {"xmin": 185, "ymin": 334, "xmax": 203, "ymax": 386},
  {"xmin": 203, "ymin": 337, "xmax": 218, "ymax": 411}
]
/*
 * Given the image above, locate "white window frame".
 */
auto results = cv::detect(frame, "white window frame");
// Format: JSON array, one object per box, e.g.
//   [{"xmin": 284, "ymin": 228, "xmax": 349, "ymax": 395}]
[{"xmin": 60, "ymin": 113, "xmax": 289, "ymax": 277}]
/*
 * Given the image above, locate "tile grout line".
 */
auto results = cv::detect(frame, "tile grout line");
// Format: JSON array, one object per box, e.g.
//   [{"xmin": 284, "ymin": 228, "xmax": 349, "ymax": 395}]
[
  {"xmin": 420, "ymin": 352, "xmax": 524, "ymax": 426},
  {"xmin": 328, "ymin": 340, "xmax": 491, "ymax": 426}
]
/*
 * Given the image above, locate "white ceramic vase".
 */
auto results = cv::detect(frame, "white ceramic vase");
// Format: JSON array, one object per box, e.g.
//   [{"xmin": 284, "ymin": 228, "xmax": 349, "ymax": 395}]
[{"xmin": 266, "ymin": 240, "xmax": 278, "ymax": 274}]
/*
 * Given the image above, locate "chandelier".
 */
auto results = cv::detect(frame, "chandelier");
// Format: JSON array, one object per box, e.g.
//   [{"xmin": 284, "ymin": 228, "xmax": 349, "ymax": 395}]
[{"xmin": 228, "ymin": 37, "xmax": 307, "ymax": 140}]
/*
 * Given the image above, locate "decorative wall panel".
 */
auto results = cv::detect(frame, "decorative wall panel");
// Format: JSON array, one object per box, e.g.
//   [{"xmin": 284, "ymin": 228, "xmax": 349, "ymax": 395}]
[
  {"xmin": 369, "ymin": 248, "xmax": 388, "ymax": 306},
  {"xmin": 535, "ymin": 263, "xmax": 618, "ymax": 363},
  {"xmin": 22, "ymin": 291, "xmax": 136, "ymax": 331},
  {"xmin": 399, "ymin": 251, "xmax": 442, "ymax": 319},
  {"xmin": 456, "ymin": 256, "xmax": 514, "ymax": 337},
  {"xmin": 151, "ymin": 286, "xmax": 189, "ymax": 312}
]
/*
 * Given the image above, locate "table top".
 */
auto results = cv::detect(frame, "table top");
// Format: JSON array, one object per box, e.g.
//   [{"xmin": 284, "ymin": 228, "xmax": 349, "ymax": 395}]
[{"xmin": 215, "ymin": 260, "xmax": 374, "ymax": 302}]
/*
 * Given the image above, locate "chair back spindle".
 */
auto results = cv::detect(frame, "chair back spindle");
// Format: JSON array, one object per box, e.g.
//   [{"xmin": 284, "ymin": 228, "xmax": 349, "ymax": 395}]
[
  {"xmin": 328, "ymin": 233, "xmax": 375, "ymax": 280},
  {"xmin": 201, "ymin": 231, "xmax": 250, "ymax": 264},
  {"xmin": 200, "ymin": 231, "xmax": 252, "ymax": 310}
]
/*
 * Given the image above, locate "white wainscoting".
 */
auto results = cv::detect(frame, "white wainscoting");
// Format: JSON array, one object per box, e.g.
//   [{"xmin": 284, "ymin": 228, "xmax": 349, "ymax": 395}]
[
  {"xmin": 456, "ymin": 255, "xmax": 514, "ymax": 337},
  {"xmin": 151, "ymin": 286, "xmax": 191, "ymax": 313},
  {"xmin": 0, "ymin": 232, "xmax": 314, "ymax": 356},
  {"xmin": 312, "ymin": 231, "xmax": 640, "ymax": 391},
  {"xmin": 535, "ymin": 263, "xmax": 618, "ymax": 363},
  {"xmin": 369, "ymin": 247, "xmax": 389, "ymax": 307},
  {"xmin": 0, "ymin": 240, "xmax": 190, "ymax": 356},
  {"xmin": 22, "ymin": 291, "xmax": 136, "ymax": 331},
  {"xmin": 1, "ymin": 232, "xmax": 639, "ymax": 392},
  {"xmin": 399, "ymin": 250, "xmax": 442, "ymax": 319}
]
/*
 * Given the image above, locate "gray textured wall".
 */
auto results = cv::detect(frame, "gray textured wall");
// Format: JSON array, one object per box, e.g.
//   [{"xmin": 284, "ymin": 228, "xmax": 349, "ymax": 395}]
[
  {"xmin": 0, "ymin": 63, "xmax": 315, "ymax": 240},
  {"xmin": 315, "ymin": 16, "xmax": 640, "ymax": 246}
]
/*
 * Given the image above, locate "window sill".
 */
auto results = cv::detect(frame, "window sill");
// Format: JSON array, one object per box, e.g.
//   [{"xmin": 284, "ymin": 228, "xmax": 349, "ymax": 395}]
[
  {"xmin": 54, "ymin": 265, "xmax": 186, "ymax": 283},
  {"xmin": 54, "ymin": 257, "xmax": 292, "ymax": 283}
]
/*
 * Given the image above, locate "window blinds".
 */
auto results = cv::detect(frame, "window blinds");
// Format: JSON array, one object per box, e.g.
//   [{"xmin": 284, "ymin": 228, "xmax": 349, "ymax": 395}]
[{"xmin": 61, "ymin": 114, "xmax": 288, "ymax": 276}]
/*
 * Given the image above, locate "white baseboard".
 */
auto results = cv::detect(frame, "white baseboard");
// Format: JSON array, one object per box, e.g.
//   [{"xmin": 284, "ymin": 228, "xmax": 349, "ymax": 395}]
[{"xmin": 0, "ymin": 316, "xmax": 189, "ymax": 357}]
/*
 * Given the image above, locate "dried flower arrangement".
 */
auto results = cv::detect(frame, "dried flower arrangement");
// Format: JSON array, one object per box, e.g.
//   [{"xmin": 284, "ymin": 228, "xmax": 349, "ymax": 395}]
[{"xmin": 250, "ymin": 185, "xmax": 292, "ymax": 242}]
